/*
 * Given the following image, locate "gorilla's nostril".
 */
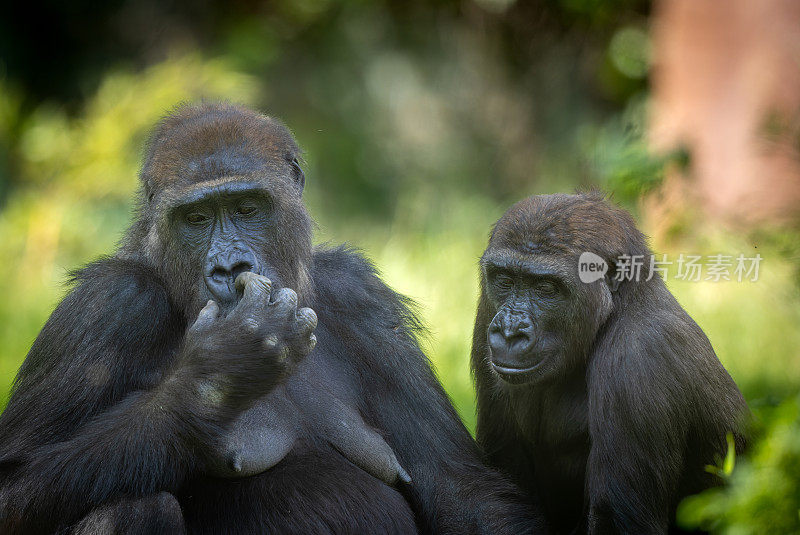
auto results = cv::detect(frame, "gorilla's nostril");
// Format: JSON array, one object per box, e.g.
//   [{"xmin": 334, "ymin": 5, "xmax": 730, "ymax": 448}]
[
  {"xmin": 230, "ymin": 261, "xmax": 253, "ymax": 281},
  {"xmin": 503, "ymin": 326, "xmax": 528, "ymax": 341},
  {"xmin": 209, "ymin": 267, "xmax": 228, "ymax": 282},
  {"xmin": 508, "ymin": 330, "xmax": 528, "ymax": 341},
  {"xmin": 208, "ymin": 261, "xmax": 253, "ymax": 283}
]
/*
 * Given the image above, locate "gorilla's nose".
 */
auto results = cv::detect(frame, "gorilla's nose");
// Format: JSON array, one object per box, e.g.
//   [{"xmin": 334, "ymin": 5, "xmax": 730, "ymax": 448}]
[
  {"xmin": 205, "ymin": 250, "xmax": 256, "ymax": 302},
  {"xmin": 487, "ymin": 314, "xmax": 534, "ymax": 367}
]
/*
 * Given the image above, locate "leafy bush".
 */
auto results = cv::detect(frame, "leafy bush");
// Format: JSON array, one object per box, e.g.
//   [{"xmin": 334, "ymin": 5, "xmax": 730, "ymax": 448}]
[{"xmin": 679, "ymin": 397, "xmax": 800, "ymax": 534}]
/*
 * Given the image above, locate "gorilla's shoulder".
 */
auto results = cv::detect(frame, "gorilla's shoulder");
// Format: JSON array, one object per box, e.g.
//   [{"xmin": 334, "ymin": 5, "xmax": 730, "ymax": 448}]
[
  {"xmin": 61, "ymin": 257, "xmax": 176, "ymax": 329},
  {"xmin": 311, "ymin": 245, "xmax": 379, "ymax": 285},
  {"xmin": 311, "ymin": 245, "xmax": 424, "ymax": 335},
  {"xmin": 17, "ymin": 258, "xmax": 179, "ymax": 381},
  {"xmin": 70, "ymin": 257, "xmax": 171, "ymax": 304}
]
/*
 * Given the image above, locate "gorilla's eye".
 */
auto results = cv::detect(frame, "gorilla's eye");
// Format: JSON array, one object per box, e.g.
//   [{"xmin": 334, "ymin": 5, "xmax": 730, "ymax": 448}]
[
  {"xmin": 186, "ymin": 212, "xmax": 209, "ymax": 225},
  {"xmin": 534, "ymin": 279, "xmax": 559, "ymax": 296},
  {"xmin": 494, "ymin": 273, "xmax": 514, "ymax": 290},
  {"xmin": 236, "ymin": 204, "xmax": 257, "ymax": 216}
]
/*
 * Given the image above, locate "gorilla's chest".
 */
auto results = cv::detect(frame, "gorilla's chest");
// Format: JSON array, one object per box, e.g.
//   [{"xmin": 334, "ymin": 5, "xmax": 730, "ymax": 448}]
[
  {"xmin": 512, "ymin": 390, "xmax": 590, "ymax": 531},
  {"xmin": 207, "ymin": 339, "xmax": 408, "ymax": 486},
  {"xmin": 182, "ymin": 340, "xmax": 416, "ymax": 532},
  {"xmin": 515, "ymin": 386, "xmax": 590, "ymax": 487}
]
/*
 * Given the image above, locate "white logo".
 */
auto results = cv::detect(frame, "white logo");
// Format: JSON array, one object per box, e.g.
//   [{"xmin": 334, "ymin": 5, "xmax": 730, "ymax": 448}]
[{"xmin": 578, "ymin": 252, "xmax": 608, "ymax": 283}]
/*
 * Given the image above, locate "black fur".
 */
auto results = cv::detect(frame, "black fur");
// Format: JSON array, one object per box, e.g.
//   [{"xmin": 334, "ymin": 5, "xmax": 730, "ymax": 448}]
[
  {"xmin": 0, "ymin": 103, "xmax": 541, "ymax": 534},
  {"xmin": 471, "ymin": 193, "xmax": 748, "ymax": 534}
]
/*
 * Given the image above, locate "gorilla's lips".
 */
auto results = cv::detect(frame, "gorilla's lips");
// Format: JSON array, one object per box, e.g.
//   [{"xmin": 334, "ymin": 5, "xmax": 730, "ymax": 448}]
[
  {"xmin": 205, "ymin": 280, "xmax": 238, "ymax": 306},
  {"xmin": 204, "ymin": 268, "xmax": 276, "ymax": 316},
  {"xmin": 489, "ymin": 354, "xmax": 547, "ymax": 385}
]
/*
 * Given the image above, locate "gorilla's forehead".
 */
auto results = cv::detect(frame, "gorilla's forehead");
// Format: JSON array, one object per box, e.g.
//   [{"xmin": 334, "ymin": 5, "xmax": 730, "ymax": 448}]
[
  {"xmin": 142, "ymin": 102, "xmax": 301, "ymax": 193},
  {"xmin": 149, "ymin": 139, "xmax": 292, "ymax": 187},
  {"xmin": 490, "ymin": 192, "xmax": 647, "ymax": 261},
  {"xmin": 481, "ymin": 247, "xmax": 574, "ymax": 278},
  {"xmin": 153, "ymin": 175, "xmax": 295, "ymax": 215},
  {"xmin": 160, "ymin": 176, "xmax": 261, "ymax": 202},
  {"xmin": 490, "ymin": 221, "xmax": 575, "ymax": 257},
  {"xmin": 185, "ymin": 146, "xmax": 272, "ymax": 177},
  {"xmin": 495, "ymin": 202, "xmax": 586, "ymax": 249}
]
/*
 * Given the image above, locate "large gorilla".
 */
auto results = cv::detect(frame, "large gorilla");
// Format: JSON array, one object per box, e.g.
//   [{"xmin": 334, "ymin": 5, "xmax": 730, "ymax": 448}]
[
  {"xmin": 471, "ymin": 193, "xmax": 748, "ymax": 534},
  {"xmin": 0, "ymin": 103, "xmax": 541, "ymax": 534}
]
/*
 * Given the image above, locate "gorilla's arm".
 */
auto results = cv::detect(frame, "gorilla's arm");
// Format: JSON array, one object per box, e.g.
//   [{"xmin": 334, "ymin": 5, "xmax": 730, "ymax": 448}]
[
  {"xmin": 585, "ymin": 305, "xmax": 703, "ymax": 534},
  {"xmin": 0, "ymin": 261, "xmax": 191, "ymax": 531},
  {"xmin": 0, "ymin": 260, "xmax": 209, "ymax": 532},
  {"xmin": 0, "ymin": 260, "xmax": 298, "ymax": 533},
  {"xmin": 313, "ymin": 248, "xmax": 545, "ymax": 535}
]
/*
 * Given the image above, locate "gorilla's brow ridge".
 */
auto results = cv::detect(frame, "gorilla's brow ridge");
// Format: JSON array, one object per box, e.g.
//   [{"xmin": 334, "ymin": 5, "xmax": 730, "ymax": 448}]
[
  {"xmin": 157, "ymin": 178, "xmax": 273, "ymax": 211},
  {"xmin": 482, "ymin": 249, "xmax": 571, "ymax": 279}
]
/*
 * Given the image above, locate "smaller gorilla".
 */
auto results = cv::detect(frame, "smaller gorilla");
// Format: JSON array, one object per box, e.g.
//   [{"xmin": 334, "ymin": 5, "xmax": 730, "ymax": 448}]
[{"xmin": 471, "ymin": 193, "xmax": 748, "ymax": 534}]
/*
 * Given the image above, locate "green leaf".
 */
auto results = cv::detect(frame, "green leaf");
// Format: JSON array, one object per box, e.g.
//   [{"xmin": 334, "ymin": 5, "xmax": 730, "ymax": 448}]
[{"xmin": 722, "ymin": 432, "xmax": 737, "ymax": 477}]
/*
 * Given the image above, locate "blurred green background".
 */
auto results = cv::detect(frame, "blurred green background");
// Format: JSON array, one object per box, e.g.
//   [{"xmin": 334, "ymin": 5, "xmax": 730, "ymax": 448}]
[{"xmin": 0, "ymin": 0, "xmax": 798, "ymax": 532}]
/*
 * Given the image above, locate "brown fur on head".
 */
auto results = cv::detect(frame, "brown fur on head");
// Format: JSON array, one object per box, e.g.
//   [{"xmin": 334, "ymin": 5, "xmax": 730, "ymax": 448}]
[
  {"xmin": 489, "ymin": 191, "xmax": 652, "ymax": 284},
  {"xmin": 119, "ymin": 102, "xmax": 313, "ymax": 317},
  {"xmin": 140, "ymin": 102, "xmax": 303, "ymax": 201}
]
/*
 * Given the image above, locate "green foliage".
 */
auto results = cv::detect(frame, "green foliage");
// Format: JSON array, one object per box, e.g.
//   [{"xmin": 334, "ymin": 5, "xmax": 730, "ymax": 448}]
[
  {"xmin": 704, "ymin": 433, "xmax": 737, "ymax": 479},
  {"xmin": 679, "ymin": 397, "xmax": 800, "ymax": 535},
  {"xmin": 576, "ymin": 96, "xmax": 689, "ymax": 208}
]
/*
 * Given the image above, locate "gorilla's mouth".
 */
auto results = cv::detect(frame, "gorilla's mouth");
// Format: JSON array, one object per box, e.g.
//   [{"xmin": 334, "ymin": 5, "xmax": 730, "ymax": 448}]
[
  {"xmin": 490, "ymin": 359, "xmax": 545, "ymax": 384},
  {"xmin": 206, "ymin": 281, "xmax": 238, "ymax": 304}
]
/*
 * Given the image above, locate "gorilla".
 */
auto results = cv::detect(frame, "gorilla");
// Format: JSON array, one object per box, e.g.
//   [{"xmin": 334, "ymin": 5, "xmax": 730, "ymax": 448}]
[
  {"xmin": 471, "ymin": 192, "xmax": 748, "ymax": 534},
  {"xmin": 0, "ymin": 103, "xmax": 542, "ymax": 534}
]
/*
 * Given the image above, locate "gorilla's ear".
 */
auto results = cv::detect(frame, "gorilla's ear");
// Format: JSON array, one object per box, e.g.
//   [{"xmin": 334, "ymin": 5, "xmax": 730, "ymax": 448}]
[
  {"xmin": 607, "ymin": 275, "xmax": 622, "ymax": 293},
  {"xmin": 290, "ymin": 157, "xmax": 305, "ymax": 193},
  {"xmin": 143, "ymin": 179, "xmax": 156, "ymax": 204},
  {"xmin": 606, "ymin": 259, "xmax": 622, "ymax": 292}
]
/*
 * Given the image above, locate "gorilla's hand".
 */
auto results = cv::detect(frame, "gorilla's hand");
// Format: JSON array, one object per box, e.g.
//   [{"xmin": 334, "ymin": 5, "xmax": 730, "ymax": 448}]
[
  {"xmin": 231, "ymin": 271, "xmax": 317, "ymax": 362},
  {"xmin": 180, "ymin": 272, "xmax": 317, "ymax": 408}
]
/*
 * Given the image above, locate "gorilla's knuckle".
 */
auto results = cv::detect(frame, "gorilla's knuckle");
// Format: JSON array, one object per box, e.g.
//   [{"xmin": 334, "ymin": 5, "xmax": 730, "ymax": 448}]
[
  {"xmin": 273, "ymin": 287, "xmax": 298, "ymax": 307},
  {"xmin": 296, "ymin": 307, "xmax": 318, "ymax": 331},
  {"xmin": 241, "ymin": 316, "xmax": 260, "ymax": 334},
  {"xmin": 262, "ymin": 334, "xmax": 279, "ymax": 350},
  {"xmin": 275, "ymin": 345, "xmax": 292, "ymax": 366}
]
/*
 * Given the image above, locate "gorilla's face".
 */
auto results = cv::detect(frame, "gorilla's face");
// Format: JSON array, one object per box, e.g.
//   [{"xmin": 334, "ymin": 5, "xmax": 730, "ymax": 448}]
[
  {"xmin": 136, "ymin": 105, "xmax": 313, "ymax": 322},
  {"xmin": 154, "ymin": 172, "xmax": 312, "ymax": 321},
  {"xmin": 481, "ymin": 249, "xmax": 612, "ymax": 386},
  {"xmin": 166, "ymin": 181, "xmax": 278, "ymax": 316}
]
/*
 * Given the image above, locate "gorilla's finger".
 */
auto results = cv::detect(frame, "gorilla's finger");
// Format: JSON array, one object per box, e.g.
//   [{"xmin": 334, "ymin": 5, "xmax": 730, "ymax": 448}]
[
  {"xmin": 295, "ymin": 307, "xmax": 318, "ymax": 333},
  {"xmin": 190, "ymin": 300, "xmax": 219, "ymax": 333},
  {"xmin": 269, "ymin": 287, "xmax": 298, "ymax": 314},
  {"xmin": 262, "ymin": 334, "xmax": 279, "ymax": 350},
  {"xmin": 235, "ymin": 272, "xmax": 272, "ymax": 304}
]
